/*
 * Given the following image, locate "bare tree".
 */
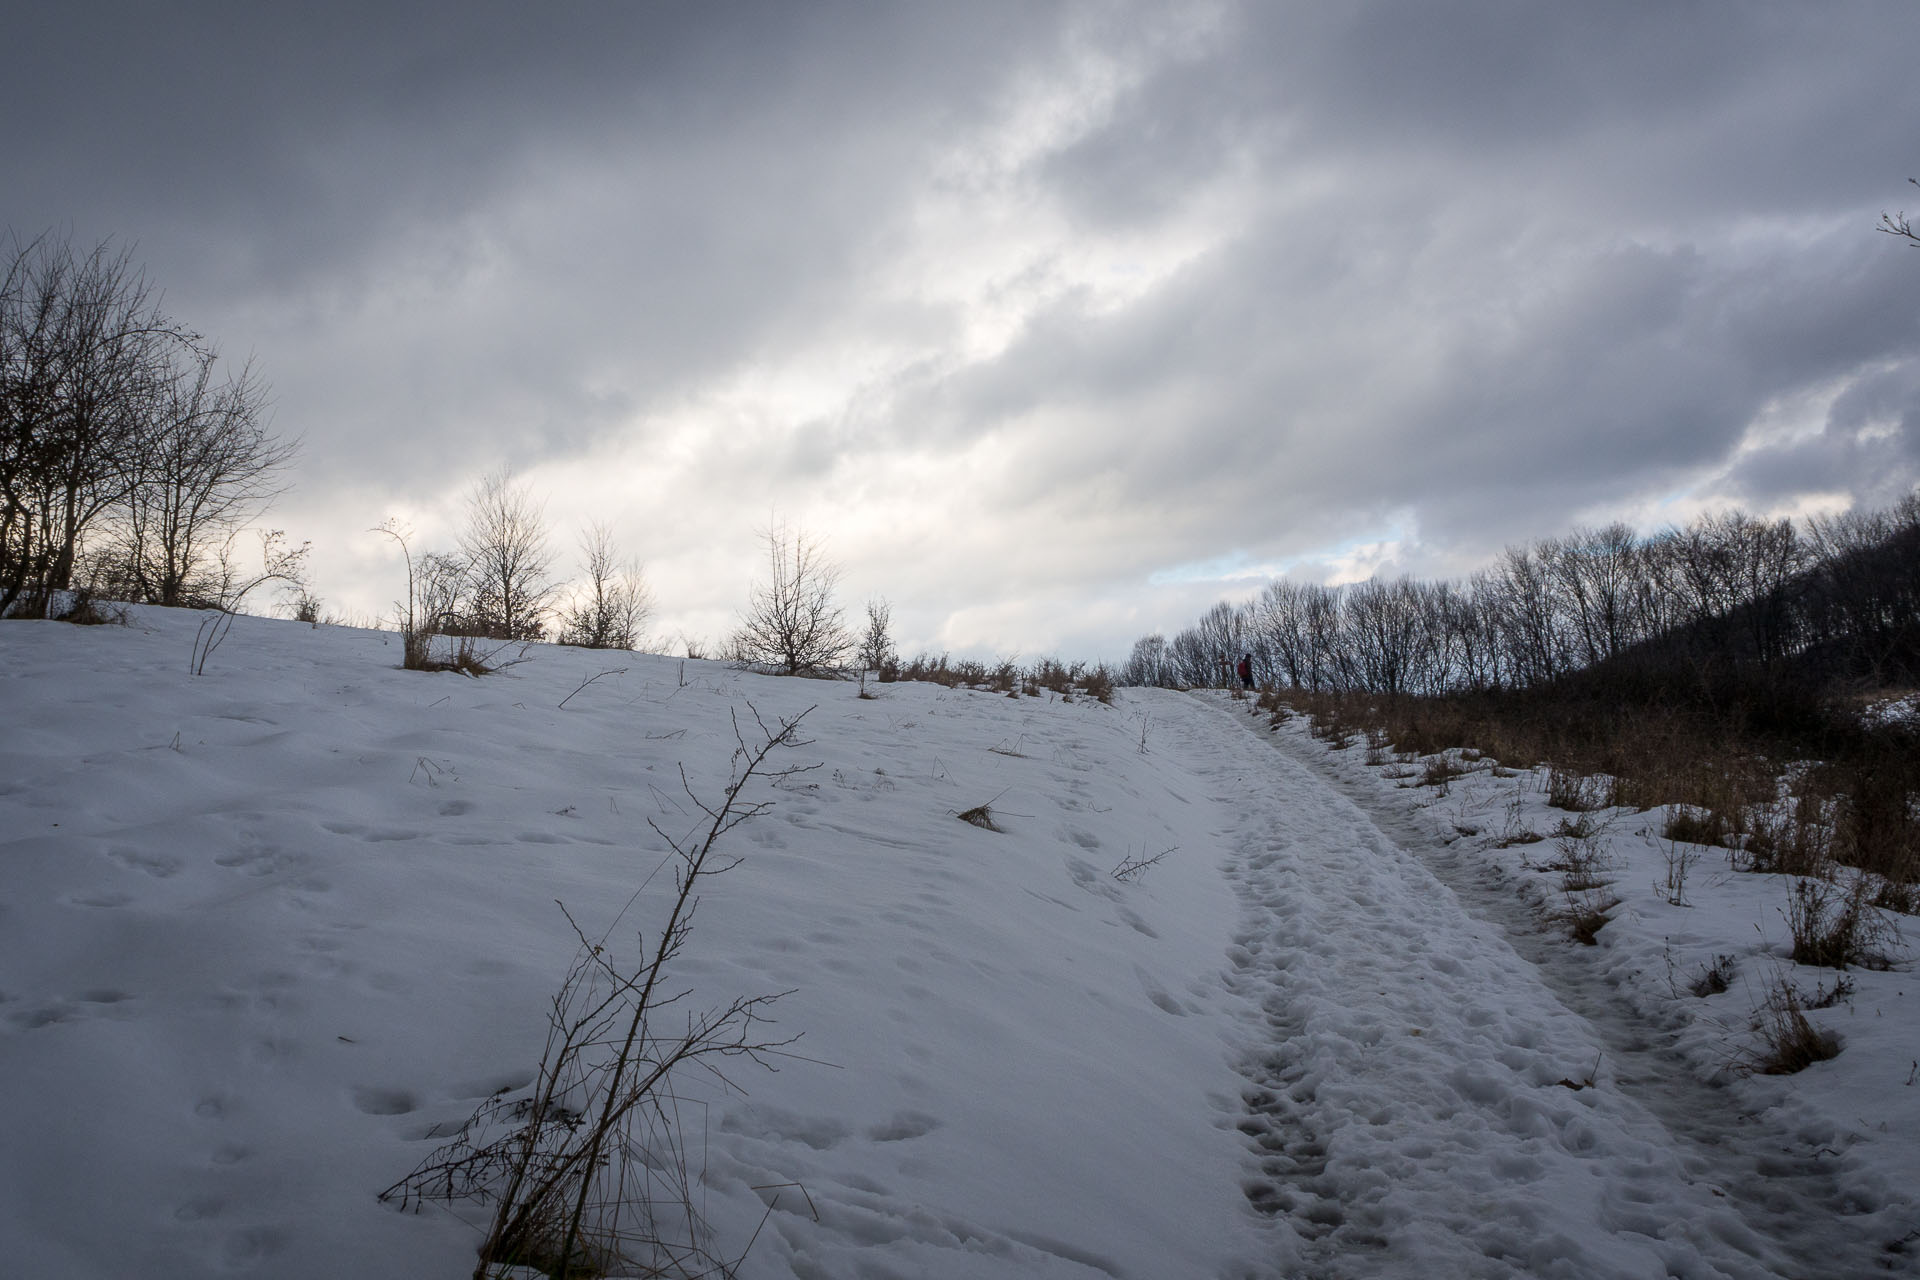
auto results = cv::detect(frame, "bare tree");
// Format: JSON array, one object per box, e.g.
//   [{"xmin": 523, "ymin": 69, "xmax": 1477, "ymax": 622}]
[
  {"xmin": 1343, "ymin": 577, "xmax": 1430, "ymax": 699},
  {"xmin": 415, "ymin": 550, "xmax": 473, "ymax": 635},
  {"xmin": 858, "ymin": 595, "xmax": 896, "ymax": 674},
  {"xmin": 1121, "ymin": 632, "xmax": 1170, "ymax": 687},
  {"xmin": 1254, "ymin": 579, "xmax": 1315, "ymax": 689},
  {"xmin": 729, "ymin": 519, "xmax": 852, "ymax": 676},
  {"xmin": 120, "ymin": 351, "xmax": 293, "ymax": 606},
  {"xmin": 0, "ymin": 233, "xmax": 181, "ymax": 615},
  {"xmin": 459, "ymin": 468, "xmax": 557, "ymax": 640},
  {"xmin": 558, "ymin": 521, "xmax": 653, "ymax": 650},
  {"xmin": 2, "ymin": 232, "xmax": 298, "ymax": 618}
]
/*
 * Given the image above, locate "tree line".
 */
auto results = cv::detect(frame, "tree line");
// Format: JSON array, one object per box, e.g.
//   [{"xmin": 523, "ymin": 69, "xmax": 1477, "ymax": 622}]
[
  {"xmin": 0, "ymin": 232, "xmax": 297, "ymax": 618},
  {"xmin": 1123, "ymin": 495, "xmax": 1920, "ymax": 701}
]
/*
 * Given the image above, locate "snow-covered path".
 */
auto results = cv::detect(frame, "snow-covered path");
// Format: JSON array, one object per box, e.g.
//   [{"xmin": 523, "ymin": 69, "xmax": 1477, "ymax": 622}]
[
  {"xmin": 3, "ymin": 614, "xmax": 1913, "ymax": 1278},
  {"xmin": 1145, "ymin": 691, "xmax": 1910, "ymax": 1279}
]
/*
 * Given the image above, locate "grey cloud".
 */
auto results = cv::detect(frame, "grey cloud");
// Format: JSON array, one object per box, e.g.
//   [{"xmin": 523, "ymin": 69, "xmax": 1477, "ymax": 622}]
[
  {"xmin": 10, "ymin": 2, "xmax": 1065, "ymax": 481},
  {"xmin": 13, "ymin": 1, "xmax": 1920, "ymax": 656},
  {"xmin": 1716, "ymin": 358, "xmax": 1920, "ymax": 510},
  {"xmin": 898, "ymin": 0, "xmax": 1920, "ymax": 595}
]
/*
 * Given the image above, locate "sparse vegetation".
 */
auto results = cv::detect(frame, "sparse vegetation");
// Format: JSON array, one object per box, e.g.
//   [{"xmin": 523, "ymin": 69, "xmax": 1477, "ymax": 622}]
[
  {"xmin": 858, "ymin": 596, "xmax": 896, "ymax": 679},
  {"xmin": 2, "ymin": 232, "xmax": 299, "ymax": 619},
  {"xmin": 730, "ymin": 519, "xmax": 853, "ymax": 677},
  {"xmin": 382, "ymin": 705, "xmax": 814, "ymax": 1279},
  {"xmin": 187, "ymin": 529, "xmax": 310, "ymax": 676},
  {"xmin": 1111, "ymin": 845, "xmax": 1175, "ymax": 883},
  {"xmin": 372, "ymin": 519, "xmax": 516, "ymax": 675},
  {"xmin": 1783, "ymin": 873, "xmax": 1898, "ymax": 971},
  {"xmin": 1689, "ymin": 954, "xmax": 1737, "ymax": 997},
  {"xmin": 1128, "ymin": 490, "xmax": 1920, "ymax": 894},
  {"xmin": 1546, "ymin": 767, "xmax": 1607, "ymax": 813},
  {"xmin": 556, "ymin": 521, "xmax": 652, "ymax": 651},
  {"xmin": 881, "ymin": 652, "xmax": 1118, "ymax": 704},
  {"xmin": 458, "ymin": 468, "xmax": 558, "ymax": 642},
  {"xmin": 1656, "ymin": 835, "xmax": 1698, "ymax": 907},
  {"xmin": 1747, "ymin": 975, "xmax": 1843, "ymax": 1076},
  {"xmin": 955, "ymin": 799, "xmax": 1003, "ymax": 831}
]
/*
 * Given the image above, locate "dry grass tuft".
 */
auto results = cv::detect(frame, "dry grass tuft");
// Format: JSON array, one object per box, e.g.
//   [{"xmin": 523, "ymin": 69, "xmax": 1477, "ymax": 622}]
[
  {"xmin": 955, "ymin": 803, "xmax": 1002, "ymax": 831},
  {"xmin": 1561, "ymin": 887, "xmax": 1622, "ymax": 945},
  {"xmin": 1688, "ymin": 954, "xmax": 1736, "ymax": 997},
  {"xmin": 1783, "ymin": 873, "xmax": 1899, "ymax": 970},
  {"xmin": 1748, "ymin": 978, "xmax": 1843, "ymax": 1075}
]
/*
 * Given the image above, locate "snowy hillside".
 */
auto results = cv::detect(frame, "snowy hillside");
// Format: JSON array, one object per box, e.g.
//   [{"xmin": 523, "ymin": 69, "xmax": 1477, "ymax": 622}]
[{"xmin": 1, "ymin": 611, "xmax": 1914, "ymax": 1278}]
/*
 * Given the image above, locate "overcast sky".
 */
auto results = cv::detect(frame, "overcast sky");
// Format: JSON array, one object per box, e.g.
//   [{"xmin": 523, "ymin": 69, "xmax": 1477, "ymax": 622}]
[{"xmin": 11, "ymin": 1, "xmax": 1920, "ymax": 661}]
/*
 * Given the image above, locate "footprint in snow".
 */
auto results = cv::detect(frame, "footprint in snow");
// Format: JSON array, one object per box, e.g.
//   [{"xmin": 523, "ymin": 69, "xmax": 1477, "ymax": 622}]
[
  {"xmin": 6, "ymin": 989, "xmax": 134, "ymax": 1030},
  {"xmin": 350, "ymin": 1086, "xmax": 418, "ymax": 1116},
  {"xmin": 108, "ymin": 847, "xmax": 182, "ymax": 878},
  {"xmin": 867, "ymin": 1111, "xmax": 941, "ymax": 1142}
]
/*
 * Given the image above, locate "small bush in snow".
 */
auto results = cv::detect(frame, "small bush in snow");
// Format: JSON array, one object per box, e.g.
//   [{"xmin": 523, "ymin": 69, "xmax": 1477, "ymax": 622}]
[
  {"xmin": 1747, "ymin": 976, "xmax": 1842, "ymax": 1076},
  {"xmin": 955, "ymin": 800, "xmax": 1002, "ymax": 831},
  {"xmin": 1546, "ymin": 767, "xmax": 1607, "ymax": 813},
  {"xmin": 1783, "ymin": 873, "xmax": 1898, "ymax": 971},
  {"xmin": 1688, "ymin": 954, "xmax": 1737, "ymax": 997},
  {"xmin": 382, "ymin": 705, "xmax": 815, "ymax": 1279}
]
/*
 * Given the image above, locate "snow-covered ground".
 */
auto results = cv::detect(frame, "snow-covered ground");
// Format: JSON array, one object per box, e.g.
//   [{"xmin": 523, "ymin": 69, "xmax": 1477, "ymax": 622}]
[{"xmin": 1, "ymin": 610, "xmax": 1914, "ymax": 1278}]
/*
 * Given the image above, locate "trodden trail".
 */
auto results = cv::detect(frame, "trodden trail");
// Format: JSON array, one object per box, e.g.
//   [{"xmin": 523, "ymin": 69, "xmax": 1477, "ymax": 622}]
[{"xmin": 1139, "ymin": 690, "xmax": 1910, "ymax": 1279}]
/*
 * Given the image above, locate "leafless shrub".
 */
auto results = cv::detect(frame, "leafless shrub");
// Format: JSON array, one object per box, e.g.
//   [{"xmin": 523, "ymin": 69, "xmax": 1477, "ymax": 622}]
[
  {"xmin": 1546, "ymin": 767, "xmax": 1607, "ymax": 812},
  {"xmin": 370, "ymin": 521, "xmax": 520, "ymax": 675},
  {"xmin": 730, "ymin": 520, "xmax": 851, "ymax": 677},
  {"xmin": 1744, "ymin": 788, "xmax": 1832, "ymax": 878},
  {"xmin": 1689, "ymin": 954, "xmax": 1737, "ymax": 997},
  {"xmin": 1663, "ymin": 805, "xmax": 1731, "ymax": 848},
  {"xmin": 1541, "ymin": 814, "xmax": 1619, "ymax": 943},
  {"xmin": 1111, "ymin": 845, "xmax": 1175, "ymax": 883},
  {"xmin": 1783, "ymin": 872, "xmax": 1899, "ymax": 970},
  {"xmin": 894, "ymin": 653, "xmax": 953, "ymax": 686},
  {"xmin": 1495, "ymin": 792, "xmax": 1542, "ymax": 847},
  {"xmin": 557, "ymin": 521, "xmax": 652, "ymax": 651},
  {"xmin": 1077, "ymin": 663, "xmax": 1116, "ymax": 704},
  {"xmin": 1560, "ymin": 885, "xmax": 1622, "ymax": 945},
  {"xmin": 857, "ymin": 596, "xmax": 895, "ymax": 674},
  {"xmin": 1419, "ymin": 753, "xmax": 1466, "ymax": 791},
  {"xmin": 382, "ymin": 705, "xmax": 815, "ymax": 1279},
  {"xmin": 856, "ymin": 597, "xmax": 896, "ymax": 698},
  {"xmin": 289, "ymin": 587, "xmax": 324, "ymax": 625},
  {"xmin": 460, "ymin": 468, "xmax": 558, "ymax": 642},
  {"xmin": 1548, "ymin": 808, "xmax": 1611, "ymax": 847},
  {"xmin": 188, "ymin": 530, "xmax": 309, "ymax": 676},
  {"xmin": 955, "ymin": 801, "xmax": 1002, "ymax": 831},
  {"xmin": 1745, "ymin": 975, "xmax": 1842, "ymax": 1075},
  {"xmin": 1032, "ymin": 658, "xmax": 1073, "ymax": 694},
  {"xmin": 1657, "ymin": 837, "xmax": 1698, "ymax": 907},
  {"xmin": 1875, "ymin": 878, "xmax": 1920, "ymax": 915},
  {"xmin": 1800, "ymin": 972, "xmax": 1856, "ymax": 1009}
]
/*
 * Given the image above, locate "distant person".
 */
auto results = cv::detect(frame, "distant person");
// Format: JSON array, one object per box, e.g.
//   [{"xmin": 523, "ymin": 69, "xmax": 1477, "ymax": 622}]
[{"xmin": 1237, "ymin": 654, "xmax": 1254, "ymax": 690}]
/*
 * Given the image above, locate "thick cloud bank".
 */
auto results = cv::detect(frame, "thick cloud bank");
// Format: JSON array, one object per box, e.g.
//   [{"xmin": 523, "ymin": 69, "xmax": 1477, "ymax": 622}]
[{"xmin": 9, "ymin": 1, "xmax": 1920, "ymax": 656}]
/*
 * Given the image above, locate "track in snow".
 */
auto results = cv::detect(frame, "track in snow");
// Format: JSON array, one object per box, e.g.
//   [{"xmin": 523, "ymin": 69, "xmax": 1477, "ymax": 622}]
[{"xmin": 1151, "ymin": 693, "xmax": 1913, "ymax": 1279}]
